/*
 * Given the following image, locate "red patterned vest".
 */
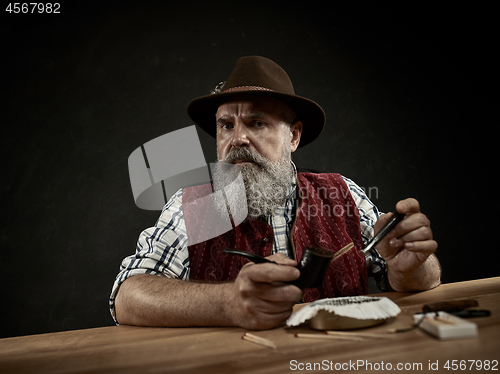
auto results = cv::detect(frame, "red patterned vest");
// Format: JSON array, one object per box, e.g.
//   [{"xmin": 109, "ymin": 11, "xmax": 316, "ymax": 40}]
[{"xmin": 183, "ymin": 173, "xmax": 368, "ymax": 302}]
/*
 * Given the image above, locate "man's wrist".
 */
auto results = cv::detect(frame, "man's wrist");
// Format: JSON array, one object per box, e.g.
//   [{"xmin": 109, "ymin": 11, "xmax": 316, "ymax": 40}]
[
  {"xmin": 377, "ymin": 270, "xmax": 396, "ymax": 292},
  {"xmin": 213, "ymin": 281, "xmax": 242, "ymax": 327},
  {"xmin": 387, "ymin": 255, "xmax": 441, "ymax": 292}
]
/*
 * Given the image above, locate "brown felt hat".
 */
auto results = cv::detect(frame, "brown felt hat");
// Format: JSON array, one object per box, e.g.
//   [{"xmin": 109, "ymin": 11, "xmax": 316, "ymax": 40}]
[{"xmin": 187, "ymin": 56, "xmax": 325, "ymax": 148}]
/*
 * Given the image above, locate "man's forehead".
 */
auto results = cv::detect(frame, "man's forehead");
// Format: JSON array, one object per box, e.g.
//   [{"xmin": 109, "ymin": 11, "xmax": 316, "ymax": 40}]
[{"xmin": 215, "ymin": 97, "xmax": 285, "ymax": 119}]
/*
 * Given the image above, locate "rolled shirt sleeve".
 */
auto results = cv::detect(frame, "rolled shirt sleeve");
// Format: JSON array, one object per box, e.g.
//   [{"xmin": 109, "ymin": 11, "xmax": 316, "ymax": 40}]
[{"xmin": 109, "ymin": 188, "xmax": 190, "ymax": 322}]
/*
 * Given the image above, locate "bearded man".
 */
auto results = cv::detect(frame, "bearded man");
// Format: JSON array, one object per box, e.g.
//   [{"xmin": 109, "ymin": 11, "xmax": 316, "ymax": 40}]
[{"xmin": 110, "ymin": 56, "xmax": 440, "ymax": 330}]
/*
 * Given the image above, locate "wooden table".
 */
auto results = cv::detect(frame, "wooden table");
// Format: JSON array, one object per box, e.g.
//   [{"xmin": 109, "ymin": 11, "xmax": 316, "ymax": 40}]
[{"xmin": 1, "ymin": 277, "xmax": 499, "ymax": 373}]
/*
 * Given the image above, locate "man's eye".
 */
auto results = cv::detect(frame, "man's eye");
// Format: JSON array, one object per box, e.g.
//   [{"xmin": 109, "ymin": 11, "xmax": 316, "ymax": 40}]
[{"xmin": 254, "ymin": 121, "xmax": 265, "ymax": 127}]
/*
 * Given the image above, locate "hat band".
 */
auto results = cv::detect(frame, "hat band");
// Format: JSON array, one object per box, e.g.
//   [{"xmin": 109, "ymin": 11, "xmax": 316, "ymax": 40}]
[{"xmin": 222, "ymin": 86, "xmax": 273, "ymax": 93}]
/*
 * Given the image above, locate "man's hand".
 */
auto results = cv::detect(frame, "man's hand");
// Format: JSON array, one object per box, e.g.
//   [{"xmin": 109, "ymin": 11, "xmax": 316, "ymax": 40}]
[
  {"xmin": 227, "ymin": 253, "xmax": 302, "ymax": 330},
  {"xmin": 374, "ymin": 198, "xmax": 440, "ymax": 292}
]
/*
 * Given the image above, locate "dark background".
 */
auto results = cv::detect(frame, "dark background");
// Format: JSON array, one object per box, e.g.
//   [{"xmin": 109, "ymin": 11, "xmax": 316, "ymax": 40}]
[{"xmin": 1, "ymin": 1, "xmax": 496, "ymax": 338}]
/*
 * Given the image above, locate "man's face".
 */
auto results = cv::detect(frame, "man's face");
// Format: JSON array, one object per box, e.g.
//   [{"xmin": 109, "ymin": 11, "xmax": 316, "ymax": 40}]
[
  {"xmin": 213, "ymin": 96, "xmax": 302, "ymax": 218},
  {"xmin": 215, "ymin": 96, "xmax": 301, "ymax": 165}
]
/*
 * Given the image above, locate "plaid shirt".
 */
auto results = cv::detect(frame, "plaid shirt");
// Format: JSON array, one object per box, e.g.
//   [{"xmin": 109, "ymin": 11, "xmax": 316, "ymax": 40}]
[{"xmin": 109, "ymin": 164, "xmax": 387, "ymax": 321}]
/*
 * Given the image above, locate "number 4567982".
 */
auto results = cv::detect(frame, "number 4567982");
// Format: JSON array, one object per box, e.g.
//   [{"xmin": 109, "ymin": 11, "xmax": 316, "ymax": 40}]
[{"xmin": 6, "ymin": 3, "xmax": 60, "ymax": 13}]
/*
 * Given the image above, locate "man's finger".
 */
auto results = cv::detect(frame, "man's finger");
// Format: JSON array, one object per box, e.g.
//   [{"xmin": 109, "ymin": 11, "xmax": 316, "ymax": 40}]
[
  {"xmin": 387, "ymin": 212, "xmax": 430, "ymax": 239},
  {"xmin": 266, "ymin": 253, "xmax": 298, "ymax": 267},
  {"xmin": 404, "ymin": 239, "xmax": 438, "ymax": 254},
  {"xmin": 244, "ymin": 263, "xmax": 300, "ymax": 283},
  {"xmin": 397, "ymin": 225, "xmax": 433, "ymax": 244},
  {"xmin": 259, "ymin": 284, "xmax": 302, "ymax": 302},
  {"xmin": 242, "ymin": 293, "xmax": 296, "ymax": 311},
  {"xmin": 241, "ymin": 280, "xmax": 302, "ymax": 302},
  {"xmin": 396, "ymin": 198, "xmax": 420, "ymax": 214}
]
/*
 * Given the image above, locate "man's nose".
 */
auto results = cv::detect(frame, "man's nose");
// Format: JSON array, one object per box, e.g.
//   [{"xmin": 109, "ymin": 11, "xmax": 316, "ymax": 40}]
[{"xmin": 230, "ymin": 123, "xmax": 250, "ymax": 148}]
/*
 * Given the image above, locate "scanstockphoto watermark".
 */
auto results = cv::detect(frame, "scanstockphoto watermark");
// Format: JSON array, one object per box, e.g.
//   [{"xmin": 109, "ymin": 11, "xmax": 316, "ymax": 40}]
[
  {"xmin": 296, "ymin": 185, "xmax": 379, "ymax": 202},
  {"xmin": 289, "ymin": 359, "xmax": 499, "ymax": 371},
  {"xmin": 246, "ymin": 184, "xmax": 379, "ymax": 220},
  {"xmin": 246, "ymin": 183, "xmax": 379, "ymax": 203},
  {"xmin": 306, "ymin": 200, "xmax": 359, "ymax": 220},
  {"xmin": 359, "ymin": 185, "xmax": 379, "ymax": 200},
  {"xmin": 290, "ymin": 359, "xmax": 423, "ymax": 371},
  {"xmin": 302, "ymin": 183, "xmax": 379, "ymax": 220}
]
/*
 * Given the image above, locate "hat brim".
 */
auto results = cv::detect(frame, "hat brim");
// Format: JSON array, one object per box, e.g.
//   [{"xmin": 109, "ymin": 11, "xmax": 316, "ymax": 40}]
[{"xmin": 187, "ymin": 90, "xmax": 325, "ymax": 148}]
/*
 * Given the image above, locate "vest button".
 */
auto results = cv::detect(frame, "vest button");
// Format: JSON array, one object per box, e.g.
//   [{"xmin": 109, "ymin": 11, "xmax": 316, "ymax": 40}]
[{"xmin": 262, "ymin": 237, "xmax": 269, "ymax": 243}]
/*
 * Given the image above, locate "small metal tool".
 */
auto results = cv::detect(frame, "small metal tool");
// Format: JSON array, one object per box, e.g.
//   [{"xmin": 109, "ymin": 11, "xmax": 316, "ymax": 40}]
[{"xmin": 362, "ymin": 211, "xmax": 405, "ymax": 253}]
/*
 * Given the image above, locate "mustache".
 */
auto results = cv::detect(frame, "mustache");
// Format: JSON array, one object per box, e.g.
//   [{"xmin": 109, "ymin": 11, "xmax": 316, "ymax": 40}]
[{"xmin": 222, "ymin": 147, "xmax": 268, "ymax": 167}]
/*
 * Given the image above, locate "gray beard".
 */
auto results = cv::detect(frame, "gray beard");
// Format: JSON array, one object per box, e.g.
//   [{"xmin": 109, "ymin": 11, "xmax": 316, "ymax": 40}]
[{"xmin": 213, "ymin": 146, "xmax": 293, "ymax": 219}]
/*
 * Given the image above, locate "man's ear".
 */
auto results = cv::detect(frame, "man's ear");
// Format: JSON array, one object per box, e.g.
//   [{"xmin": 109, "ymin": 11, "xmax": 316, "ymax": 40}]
[{"xmin": 290, "ymin": 121, "xmax": 303, "ymax": 152}]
